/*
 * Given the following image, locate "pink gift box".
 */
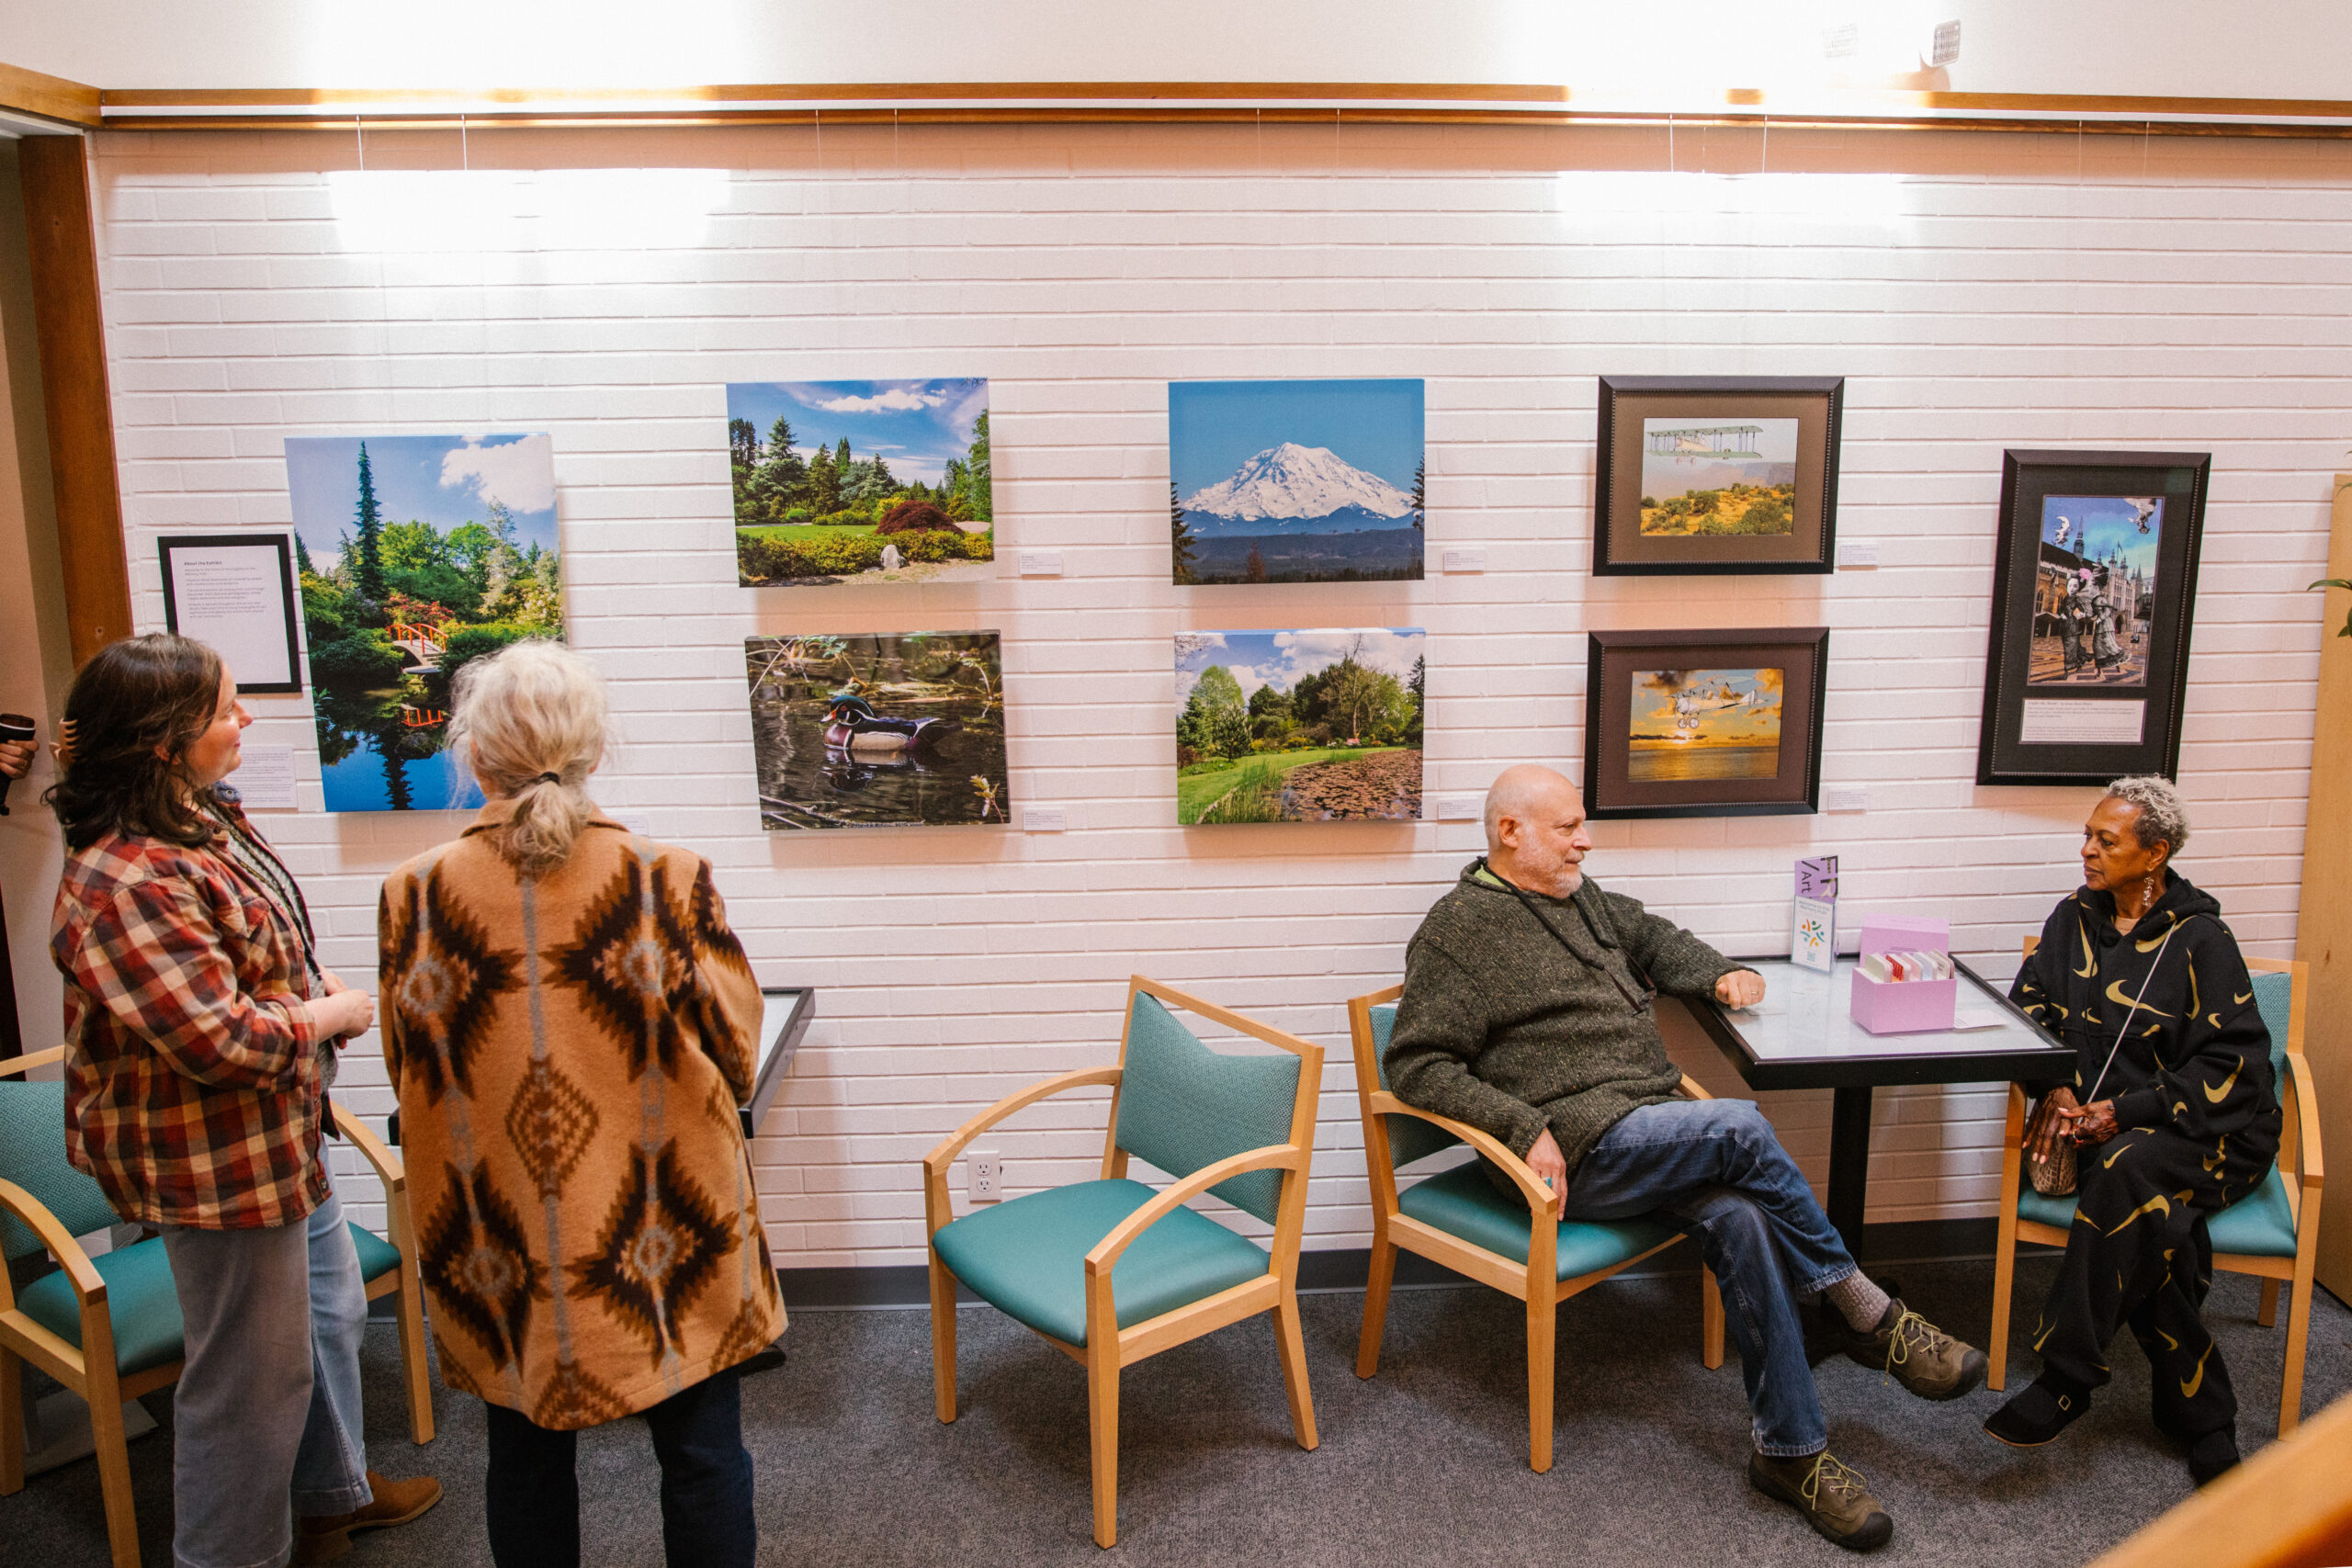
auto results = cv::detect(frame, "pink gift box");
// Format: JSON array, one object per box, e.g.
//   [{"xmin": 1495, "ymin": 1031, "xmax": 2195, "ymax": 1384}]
[{"xmin": 1850, "ymin": 914, "xmax": 1957, "ymax": 1035}]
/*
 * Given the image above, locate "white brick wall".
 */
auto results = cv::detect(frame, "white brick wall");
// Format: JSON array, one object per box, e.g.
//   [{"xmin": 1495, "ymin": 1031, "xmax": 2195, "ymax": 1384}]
[{"xmin": 86, "ymin": 122, "xmax": 2343, "ymax": 1265}]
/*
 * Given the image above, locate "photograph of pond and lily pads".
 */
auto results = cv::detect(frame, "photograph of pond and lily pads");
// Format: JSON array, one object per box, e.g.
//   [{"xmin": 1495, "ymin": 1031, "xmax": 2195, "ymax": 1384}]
[
  {"xmin": 1175, "ymin": 628, "xmax": 1424, "ymax": 824},
  {"xmin": 284, "ymin": 433, "xmax": 563, "ymax": 813},
  {"xmin": 729, "ymin": 378, "xmax": 995, "ymax": 586},
  {"xmin": 743, "ymin": 632, "xmax": 1011, "ymax": 829}
]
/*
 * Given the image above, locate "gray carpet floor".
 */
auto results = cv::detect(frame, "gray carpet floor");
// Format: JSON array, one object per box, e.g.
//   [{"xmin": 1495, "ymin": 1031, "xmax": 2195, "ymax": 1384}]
[{"xmin": 10, "ymin": 1256, "xmax": 2349, "ymax": 1566}]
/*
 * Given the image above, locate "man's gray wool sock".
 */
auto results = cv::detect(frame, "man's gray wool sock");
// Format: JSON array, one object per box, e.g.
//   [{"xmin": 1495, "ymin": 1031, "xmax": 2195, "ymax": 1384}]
[{"xmin": 1823, "ymin": 1271, "xmax": 1893, "ymax": 1332}]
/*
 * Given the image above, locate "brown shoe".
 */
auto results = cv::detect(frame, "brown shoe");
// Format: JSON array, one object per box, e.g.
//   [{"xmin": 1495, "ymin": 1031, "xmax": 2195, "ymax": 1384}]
[
  {"xmin": 1845, "ymin": 1298, "xmax": 1987, "ymax": 1402},
  {"xmin": 296, "ymin": 1472, "xmax": 443, "ymax": 1564},
  {"xmin": 1748, "ymin": 1449, "xmax": 1893, "ymax": 1552}
]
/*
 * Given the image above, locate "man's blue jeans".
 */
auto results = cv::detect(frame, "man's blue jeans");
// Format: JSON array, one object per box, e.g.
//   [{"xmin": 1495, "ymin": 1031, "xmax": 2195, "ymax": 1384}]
[{"xmin": 1558, "ymin": 1099, "xmax": 1859, "ymax": 1457}]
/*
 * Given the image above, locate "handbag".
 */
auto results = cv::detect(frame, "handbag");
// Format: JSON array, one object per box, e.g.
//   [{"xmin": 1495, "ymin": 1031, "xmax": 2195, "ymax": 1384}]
[{"xmin": 2021, "ymin": 921, "xmax": 2178, "ymax": 1198}]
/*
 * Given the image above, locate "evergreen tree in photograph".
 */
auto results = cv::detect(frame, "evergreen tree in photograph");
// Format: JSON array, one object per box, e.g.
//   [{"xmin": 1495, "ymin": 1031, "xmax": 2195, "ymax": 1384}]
[
  {"xmin": 1178, "ymin": 665, "xmax": 1251, "ymax": 760},
  {"xmin": 293, "ymin": 531, "xmax": 315, "ymax": 577},
  {"xmin": 1170, "ymin": 481, "xmax": 1199, "ymax": 585},
  {"xmin": 807, "ymin": 443, "xmax": 842, "ymax": 514},
  {"xmin": 963, "ymin": 411, "xmax": 992, "ymax": 522},
  {"xmin": 350, "ymin": 442, "xmax": 389, "ymax": 604},
  {"xmin": 754, "ymin": 416, "xmax": 807, "ymax": 518},
  {"xmin": 1410, "ymin": 458, "xmax": 1426, "ymax": 536},
  {"xmin": 729, "ymin": 417, "xmax": 760, "ymax": 522}
]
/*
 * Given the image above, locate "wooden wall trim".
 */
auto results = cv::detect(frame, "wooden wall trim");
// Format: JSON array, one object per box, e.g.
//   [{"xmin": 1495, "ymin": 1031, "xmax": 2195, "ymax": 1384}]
[
  {"xmin": 0, "ymin": 61, "xmax": 102, "ymax": 130},
  {"xmin": 16, "ymin": 135, "xmax": 130, "ymax": 670},
  {"xmin": 73, "ymin": 78, "xmax": 2352, "ymax": 137},
  {"xmin": 2300, "ymin": 479, "xmax": 2352, "ymax": 1304}
]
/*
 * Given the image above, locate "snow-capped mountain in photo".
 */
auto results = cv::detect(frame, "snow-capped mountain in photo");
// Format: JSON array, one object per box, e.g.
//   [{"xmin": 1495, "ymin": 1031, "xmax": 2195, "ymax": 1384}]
[{"xmin": 1181, "ymin": 443, "xmax": 1416, "ymax": 535}]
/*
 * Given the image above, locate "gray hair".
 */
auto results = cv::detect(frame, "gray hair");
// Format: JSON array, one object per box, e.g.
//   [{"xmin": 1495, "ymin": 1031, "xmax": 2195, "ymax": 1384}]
[
  {"xmin": 2104, "ymin": 775, "xmax": 2190, "ymax": 857},
  {"xmin": 448, "ymin": 640, "xmax": 607, "ymax": 875}
]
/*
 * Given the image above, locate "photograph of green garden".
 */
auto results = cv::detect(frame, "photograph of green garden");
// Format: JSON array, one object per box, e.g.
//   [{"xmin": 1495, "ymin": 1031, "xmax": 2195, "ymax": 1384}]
[
  {"xmin": 729, "ymin": 379, "xmax": 994, "ymax": 585},
  {"xmin": 1175, "ymin": 628, "xmax": 1424, "ymax": 824},
  {"xmin": 283, "ymin": 433, "xmax": 563, "ymax": 813}
]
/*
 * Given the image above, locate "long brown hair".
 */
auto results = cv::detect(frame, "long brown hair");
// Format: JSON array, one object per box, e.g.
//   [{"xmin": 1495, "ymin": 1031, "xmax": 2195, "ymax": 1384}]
[{"xmin": 46, "ymin": 634, "xmax": 226, "ymax": 851}]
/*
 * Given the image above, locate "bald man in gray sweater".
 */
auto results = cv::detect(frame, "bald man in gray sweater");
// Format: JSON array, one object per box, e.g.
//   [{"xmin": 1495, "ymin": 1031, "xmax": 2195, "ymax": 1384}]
[{"xmin": 1385, "ymin": 766, "xmax": 1985, "ymax": 1553}]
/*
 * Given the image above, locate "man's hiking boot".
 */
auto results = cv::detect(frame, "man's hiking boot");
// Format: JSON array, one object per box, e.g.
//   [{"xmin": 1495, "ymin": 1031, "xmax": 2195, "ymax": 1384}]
[
  {"xmin": 1748, "ymin": 1449, "xmax": 1893, "ymax": 1552},
  {"xmin": 1844, "ymin": 1298, "xmax": 1987, "ymax": 1401}
]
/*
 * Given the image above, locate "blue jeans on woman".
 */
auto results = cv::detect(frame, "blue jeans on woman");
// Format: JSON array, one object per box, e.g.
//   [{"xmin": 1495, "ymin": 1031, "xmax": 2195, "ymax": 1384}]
[
  {"xmin": 1557, "ymin": 1099, "xmax": 1859, "ymax": 1458},
  {"xmin": 482, "ymin": 1366, "xmax": 754, "ymax": 1568},
  {"xmin": 155, "ymin": 1189, "xmax": 374, "ymax": 1568}
]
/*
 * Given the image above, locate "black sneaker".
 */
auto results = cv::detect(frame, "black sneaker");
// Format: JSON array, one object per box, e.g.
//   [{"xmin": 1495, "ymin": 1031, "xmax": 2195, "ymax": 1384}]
[
  {"xmin": 1748, "ymin": 1450, "xmax": 1894, "ymax": 1552},
  {"xmin": 1984, "ymin": 1374, "xmax": 2091, "ymax": 1447},
  {"xmin": 2187, "ymin": 1428, "xmax": 2239, "ymax": 1486}
]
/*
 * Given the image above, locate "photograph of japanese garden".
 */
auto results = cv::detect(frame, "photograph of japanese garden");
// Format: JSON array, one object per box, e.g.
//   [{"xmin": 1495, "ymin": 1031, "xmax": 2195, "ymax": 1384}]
[
  {"xmin": 1174, "ymin": 628, "xmax": 1424, "ymax": 824},
  {"xmin": 729, "ymin": 378, "xmax": 995, "ymax": 586},
  {"xmin": 283, "ymin": 433, "xmax": 563, "ymax": 813},
  {"xmin": 743, "ymin": 632, "xmax": 1010, "ymax": 829},
  {"xmin": 1637, "ymin": 415, "xmax": 1800, "ymax": 536},
  {"xmin": 1168, "ymin": 378, "xmax": 1424, "ymax": 584}
]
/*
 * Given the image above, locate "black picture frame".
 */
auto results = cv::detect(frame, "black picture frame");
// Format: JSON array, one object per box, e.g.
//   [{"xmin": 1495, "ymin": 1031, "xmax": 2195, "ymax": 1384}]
[
  {"xmin": 1975, "ymin": 449, "xmax": 2211, "ymax": 786},
  {"xmin": 157, "ymin": 533, "xmax": 305, "ymax": 694},
  {"xmin": 1583, "ymin": 626, "xmax": 1829, "ymax": 818},
  {"xmin": 1593, "ymin": 375, "xmax": 1843, "ymax": 575}
]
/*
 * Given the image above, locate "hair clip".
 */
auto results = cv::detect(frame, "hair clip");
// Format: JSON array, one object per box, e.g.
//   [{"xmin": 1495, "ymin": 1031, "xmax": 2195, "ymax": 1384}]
[{"xmin": 52, "ymin": 717, "xmax": 78, "ymax": 773}]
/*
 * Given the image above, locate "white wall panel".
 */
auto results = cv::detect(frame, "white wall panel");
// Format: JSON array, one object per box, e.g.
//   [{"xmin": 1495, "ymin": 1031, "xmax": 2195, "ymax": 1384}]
[{"xmin": 85, "ymin": 121, "xmax": 2342, "ymax": 1264}]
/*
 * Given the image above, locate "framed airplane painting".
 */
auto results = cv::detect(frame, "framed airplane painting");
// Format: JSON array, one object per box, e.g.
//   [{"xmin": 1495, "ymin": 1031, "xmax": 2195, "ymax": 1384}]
[
  {"xmin": 1974, "ymin": 449, "xmax": 2211, "ymax": 785},
  {"xmin": 1592, "ymin": 375, "xmax": 1843, "ymax": 575},
  {"xmin": 1583, "ymin": 626, "xmax": 1829, "ymax": 818}
]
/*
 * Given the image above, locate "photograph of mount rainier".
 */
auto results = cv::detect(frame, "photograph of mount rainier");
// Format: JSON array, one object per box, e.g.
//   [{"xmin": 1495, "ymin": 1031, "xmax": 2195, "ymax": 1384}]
[{"xmin": 1168, "ymin": 378, "xmax": 1424, "ymax": 585}]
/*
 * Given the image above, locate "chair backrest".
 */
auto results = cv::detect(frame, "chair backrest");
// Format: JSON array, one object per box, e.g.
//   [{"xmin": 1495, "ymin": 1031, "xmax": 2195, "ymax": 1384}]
[
  {"xmin": 1114, "ymin": 988, "xmax": 1303, "ymax": 1225},
  {"xmin": 0, "ymin": 1079, "xmax": 120, "ymax": 1261},
  {"xmin": 2246, "ymin": 964, "xmax": 2297, "ymax": 1081},
  {"xmin": 1363, "ymin": 1003, "xmax": 1464, "ymax": 1169}
]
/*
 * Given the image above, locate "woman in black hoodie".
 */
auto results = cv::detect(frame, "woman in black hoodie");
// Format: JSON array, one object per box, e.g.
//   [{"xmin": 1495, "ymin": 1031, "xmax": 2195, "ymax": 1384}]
[{"xmin": 1984, "ymin": 776, "xmax": 2280, "ymax": 1483}]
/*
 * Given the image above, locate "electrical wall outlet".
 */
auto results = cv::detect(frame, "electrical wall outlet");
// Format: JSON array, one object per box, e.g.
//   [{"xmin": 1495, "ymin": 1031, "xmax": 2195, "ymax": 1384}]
[{"xmin": 968, "ymin": 1149, "xmax": 1003, "ymax": 1203}]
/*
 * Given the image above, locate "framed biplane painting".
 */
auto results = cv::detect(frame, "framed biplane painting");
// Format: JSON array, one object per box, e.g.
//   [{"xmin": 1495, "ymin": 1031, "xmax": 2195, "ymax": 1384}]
[
  {"xmin": 1583, "ymin": 626, "xmax": 1829, "ymax": 819},
  {"xmin": 1975, "ymin": 449, "xmax": 2211, "ymax": 786},
  {"xmin": 1592, "ymin": 376, "xmax": 1843, "ymax": 575}
]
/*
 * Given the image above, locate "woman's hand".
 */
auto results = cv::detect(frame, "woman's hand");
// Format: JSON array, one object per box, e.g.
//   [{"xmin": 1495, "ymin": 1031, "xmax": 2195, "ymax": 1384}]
[
  {"xmin": 2026, "ymin": 1087, "xmax": 2080, "ymax": 1169},
  {"xmin": 306, "ymin": 987, "xmax": 374, "ymax": 1043},
  {"xmin": 2057, "ymin": 1099, "xmax": 2121, "ymax": 1146}
]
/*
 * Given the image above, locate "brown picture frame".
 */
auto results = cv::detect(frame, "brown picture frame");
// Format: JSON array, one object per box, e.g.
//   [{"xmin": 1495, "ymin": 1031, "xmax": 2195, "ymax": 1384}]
[
  {"xmin": 1583, "ymin": 626, "xmax": 1830, "ymax": 818},
  {"xmin": 1593, "ymin": 376, "xmax": 1843, "ymax": 575}
]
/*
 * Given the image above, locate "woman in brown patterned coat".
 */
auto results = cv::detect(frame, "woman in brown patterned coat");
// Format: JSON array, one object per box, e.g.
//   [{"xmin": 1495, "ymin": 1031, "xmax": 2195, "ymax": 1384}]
[{"xmin": 379, "ymin": 641, "xmax": 782, "ymax": 1568}]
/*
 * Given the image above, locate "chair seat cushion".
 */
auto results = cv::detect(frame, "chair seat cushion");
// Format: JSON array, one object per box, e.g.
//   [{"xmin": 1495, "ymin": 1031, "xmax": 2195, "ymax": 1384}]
[
  {"xmin": 2014, "ymin": 1165, "xmax": 2299, "ymax": 1260},
  {"xmin": 932, "ymin": 1178, "xmax": 1270, "ymax": 1347},
  {"xmin": 1396, "ymin": 1163, "xmax": 1686, "ymax": 1281},
  {"xmin": 347, "ymin": 1220, "xmax": 402, "ymax": 1284},
  {"xmin": 16, "ymin": 1235, "xmax": 186, "ymax": 1377}
]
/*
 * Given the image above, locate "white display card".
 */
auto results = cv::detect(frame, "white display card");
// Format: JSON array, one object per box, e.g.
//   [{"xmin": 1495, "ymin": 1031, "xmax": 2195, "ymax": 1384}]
[
  {"xmin": 2018, "ymin": 697, "xmax": 2144, "ymax": 747},
  {"xmin": 232, "ymin": 745, "xmax": 299, "ymax": 809}
]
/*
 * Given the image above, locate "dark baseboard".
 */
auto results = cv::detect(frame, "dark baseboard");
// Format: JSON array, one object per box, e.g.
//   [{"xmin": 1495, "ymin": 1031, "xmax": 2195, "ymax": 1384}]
[{"xmin": 779, "ymin": 1216, "xmax": 2023, "ymax": 1311}]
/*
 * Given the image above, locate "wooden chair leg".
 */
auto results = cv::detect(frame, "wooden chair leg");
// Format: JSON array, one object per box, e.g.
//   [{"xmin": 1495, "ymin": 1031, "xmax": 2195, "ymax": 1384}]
[
  {"xmin": 1272, "ymin": 1290, "xmax": 1318, "ymax": 1450},
  {"xmin": 1355, "ymin": 1235, "xmax": 1396, "ymax": 1379},
  {"xmin": 0, "ymin": 1345, "xmax": 22, "ymax": 1495},
  {"xmin": 1988, "ymin": 1213, "xmax": 2019, "ymax": 1393},
  {"xmin": 1701, "ymin": 1266, "xmax": 1724, "ymax": 1371},
  {"xmin": 86, "ymin": 1379, "xmax": 141, "ymax": 1568},
  {"xmin": 2279, "ymin": 1265, "xmax": 2315, "ymax": 1438},
  {"xmin": 1087, "ymin": 1345, "xmax": 1120, "ymax": 1549},
  {"xmin": 2257, "ymin": 1277, "xmax": 2280, "ymax": 1329},
  {"xmin": 1526, "ymin": 1291, "xmax": 1555, "ymax": 1475},
  {"xmin": 929, "ymin": 1254, "xmax": 959, "ymax": 1424},
  {"xmin": 393, "ymin": 1280, "xmax": 435, "ymax": 1445}
]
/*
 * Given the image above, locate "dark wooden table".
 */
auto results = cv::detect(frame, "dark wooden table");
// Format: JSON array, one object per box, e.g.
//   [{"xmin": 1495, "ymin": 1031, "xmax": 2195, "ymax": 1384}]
[{"xmin": 1687, "ymin": 955, "xmax": 2070, "ymax": 1258}]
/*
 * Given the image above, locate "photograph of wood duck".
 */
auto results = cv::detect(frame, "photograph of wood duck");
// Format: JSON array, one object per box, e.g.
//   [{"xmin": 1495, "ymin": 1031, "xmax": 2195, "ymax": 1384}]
[{"xmin": 744, "ymin": 633, "xmax": 1010, "ymax": 829}]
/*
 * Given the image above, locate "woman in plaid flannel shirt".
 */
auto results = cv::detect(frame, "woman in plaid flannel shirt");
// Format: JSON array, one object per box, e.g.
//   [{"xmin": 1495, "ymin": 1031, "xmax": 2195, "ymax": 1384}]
[{"xmin": 48, "ymin": 635, "xmax": 438, "ymax": 1568}]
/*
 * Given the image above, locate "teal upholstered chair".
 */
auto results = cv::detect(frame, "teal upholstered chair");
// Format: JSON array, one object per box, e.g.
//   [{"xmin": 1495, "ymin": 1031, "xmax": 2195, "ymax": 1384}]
[
  {"xmin": 1348, "ymin": 987, "xmax": 1724, "ymax": 1473},
  {"xmin": 923, "ymin": 977, "xmax": 1324, "ymax": 1548},
  {"xmin": 1989, "ymin": 955, "xmax": 2321, "ymax": 1437},
  {"xmin": 0, "ymin": 1046, "xmax": 186, "ymax": 1568}
]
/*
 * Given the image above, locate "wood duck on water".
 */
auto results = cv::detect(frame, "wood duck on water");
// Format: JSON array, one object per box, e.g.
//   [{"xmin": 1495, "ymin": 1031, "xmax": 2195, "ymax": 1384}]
[{"xmin": 822, "ymin": 692, "xmax": 955, "ymax": 755}]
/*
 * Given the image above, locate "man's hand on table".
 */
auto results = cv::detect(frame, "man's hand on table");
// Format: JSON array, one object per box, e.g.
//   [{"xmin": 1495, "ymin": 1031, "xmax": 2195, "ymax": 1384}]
[
  {"xmin": 1523, "ymin": 1127, "xmax": 1567, "ymax": 1220},
  {"xmin": 1714, "ymin": 969, "xmax": 1767, "ymax": 1009}
]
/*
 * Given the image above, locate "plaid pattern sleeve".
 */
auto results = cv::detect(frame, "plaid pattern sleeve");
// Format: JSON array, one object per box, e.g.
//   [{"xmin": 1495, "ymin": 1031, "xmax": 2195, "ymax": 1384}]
[{"xmin": 53, "ymin": 829, "xmax": 327, "ymax": 1230}]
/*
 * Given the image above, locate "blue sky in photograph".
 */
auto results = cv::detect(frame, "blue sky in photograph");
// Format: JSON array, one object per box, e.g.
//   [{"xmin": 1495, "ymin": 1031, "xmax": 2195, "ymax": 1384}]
[
  {"xmin": 726, "ymin": 378, "xmax": 989, "ymax": 486},
  {"xmin": 284, "ymin": 434, "xmax": 558, "ymax": 564},
  {"xmin": 1168, "ymin": 378, "xmax": 1424, "ymax": 496},
  {"xmin": 1174, "ymin": 626, "xmax": 1424, "ymax": 705},
  {"xmin": 2041, "ymin": 494, "xmax": 2162, "ymax": 578}
]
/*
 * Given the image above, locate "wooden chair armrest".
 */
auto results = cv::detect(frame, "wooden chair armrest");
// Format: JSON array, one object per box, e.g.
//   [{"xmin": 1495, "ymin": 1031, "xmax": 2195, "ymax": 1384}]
[
  {"xmin": 1083, "ymin": 1143, "xmax": 1301, "ymax": 1274},
  {"xmin": 1365, "ymin": 1089, "xmax": 1557, "ymax": 1215},
  {"xmin": 2287, "ymin": 1052, "xmax": 2324, "ymax": 1188},
  {"xmin": 2005, "ymin": 1081, "xmax": 2029, "ymax": 1143},
  {"xmin": 922, "ymin": 1066, "xmax": 1123, "ymax": 1178},
  {"xmin": 333, "ymin": 1100, "xmax": 405, "ymax": 1194},
  {"xmin": 1678, "ymin": 1074, "xmax": 1713, "ymax": 1101},
  {"xmin": 0, "ymin": 1179, "xmax": 106, "ymax": 1301},
  {"xmin": 0, "ymin": 1046, "xmax": 67, "ymax": 1079}
]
